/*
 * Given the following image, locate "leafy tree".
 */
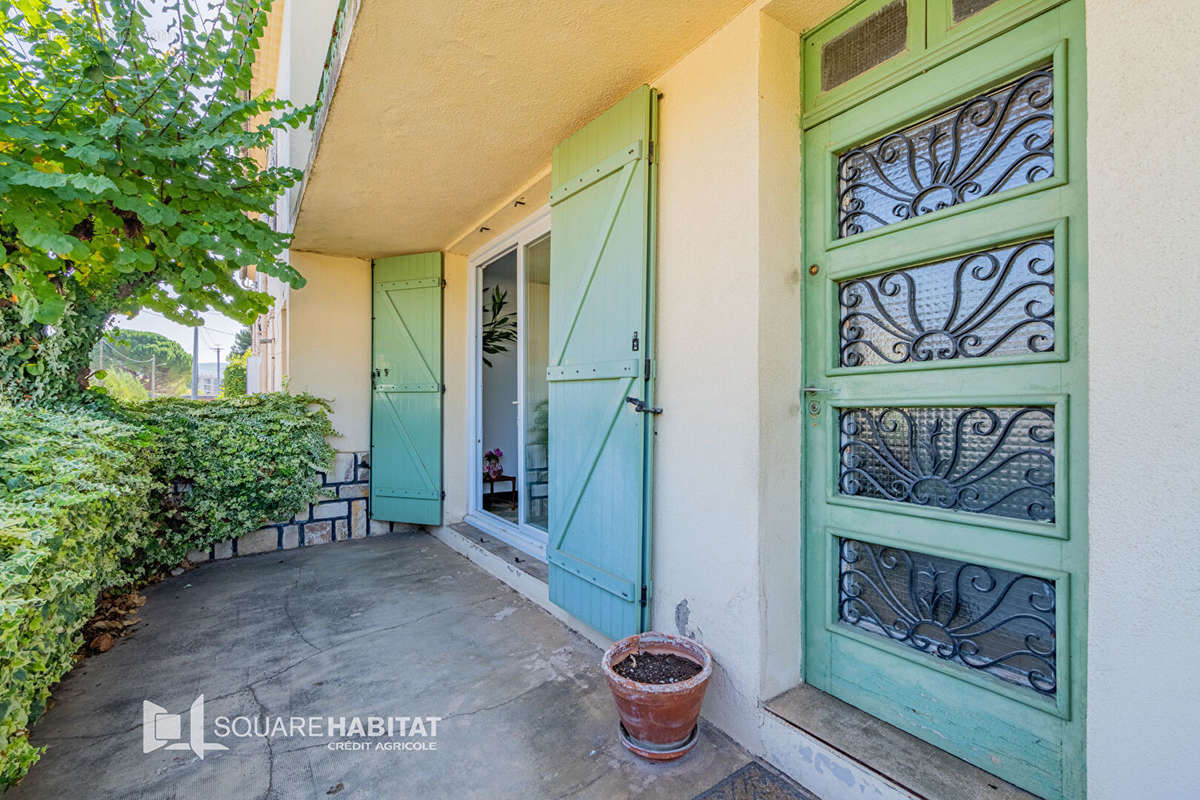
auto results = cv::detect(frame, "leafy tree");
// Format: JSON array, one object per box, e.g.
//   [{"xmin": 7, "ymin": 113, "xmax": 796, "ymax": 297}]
[
  {"xmin": 220, "ymin": 347, "xmax": 247, "ymax": 396},
  {"xmin": 0, "ymin": 0, "xmax": 311, "ymax": 403},
  {"xmin": 95, "ymin": 328, "xmax": 191, "ymax": 393},
  {"xmin": 230, "ymin": 324, "xmax": 252, "ymax": 356}
]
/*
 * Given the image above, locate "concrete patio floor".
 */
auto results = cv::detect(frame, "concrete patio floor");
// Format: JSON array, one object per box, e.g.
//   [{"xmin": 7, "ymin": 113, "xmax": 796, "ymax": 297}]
[{"xmin": 11, "ymin": 531, "xmax": 781, "ymax": 800}]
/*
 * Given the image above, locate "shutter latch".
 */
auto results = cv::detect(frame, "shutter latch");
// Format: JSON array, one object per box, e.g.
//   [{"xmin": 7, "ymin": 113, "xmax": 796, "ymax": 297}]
[{"xmin": 625, "ymin": 396, "xmax": 662, "ymax": 415}]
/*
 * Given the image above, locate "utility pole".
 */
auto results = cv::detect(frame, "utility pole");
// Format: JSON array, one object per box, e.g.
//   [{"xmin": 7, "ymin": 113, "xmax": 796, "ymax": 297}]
[
  {"xmin": 213, "ymin": 346, "xmax": 223, "ymax": 393},
  {"xmin": 191, "ymin": 327, "xmax": 199, "ymax": 400}
]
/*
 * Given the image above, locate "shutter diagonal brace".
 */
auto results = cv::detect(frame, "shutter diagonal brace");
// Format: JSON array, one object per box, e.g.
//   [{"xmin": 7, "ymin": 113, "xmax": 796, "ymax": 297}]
[
  {"xmin": 553, "ymin": 155, "xmax": 640, "ymax": 366},
  {"xmin": 381, "ymin": 392, "xmax": 438, "ymax": 496},
  {"xmin": 551, "ymin": 374, "xmax": 637, "ymax": 552},
  {"xmin": 384, "ymin": 288, "xmax": 440, "ymax": 385}
]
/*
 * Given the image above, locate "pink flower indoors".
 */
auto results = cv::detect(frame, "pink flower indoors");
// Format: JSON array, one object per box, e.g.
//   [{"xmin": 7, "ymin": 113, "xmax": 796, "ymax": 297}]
[{"xmin": 483, "ymin": 449, "xmax": 504, "ymax": 479}]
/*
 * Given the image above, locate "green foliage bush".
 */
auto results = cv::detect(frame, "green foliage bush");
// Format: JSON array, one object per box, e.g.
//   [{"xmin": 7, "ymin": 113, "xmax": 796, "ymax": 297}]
[
  {"xmin": 0, "ymin": 393, "xmax": 333, "ymax": 783},
  {"xmin": 93, "ymin": 366, "xmax": 149, "ymax": 403},
  {"xmin": 220, "ymin": 350, "xmax": 249, "ymax": 398},
  {"xmin": 0, "ymin": 405, "xmax": 158, "ymax": 784},
  {"xmin": 124, "ymin": 394, "xmax": 335, "ymax": 566}
]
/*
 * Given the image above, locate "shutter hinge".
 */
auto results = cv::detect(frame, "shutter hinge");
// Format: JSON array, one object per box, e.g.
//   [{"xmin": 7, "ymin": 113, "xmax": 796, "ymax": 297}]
[
  {"xmin": 441, "ymin": 278, "xmax": 447, "ymax": 288},
  {"xmin": 640, "ymin": 585, "xmax": 648, "ymax": 607},
  {"xmin": 441, "ymin": 490, "xmax": 446, "ymax": 500},
  {"xmin": 644, "ymin": 358, "xmax": 651, "ymax": 379},
  {"xmin": 648, "ymin": 141, "xmax": 655, "ymax": 165},
  {"xmin": 442, "ymin": 383, "xmax": 447, "ymax": 394}
]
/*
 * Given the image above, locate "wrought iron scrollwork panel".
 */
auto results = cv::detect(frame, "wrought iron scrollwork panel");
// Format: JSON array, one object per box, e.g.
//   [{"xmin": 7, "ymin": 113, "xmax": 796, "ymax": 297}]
[
  {"xmin": 838, "ymin": 238, "xmax": 1055, "ymax": 367},
  {"xmin": 838, "ymin": 67, "xmax": 1054, "ymax": 238},
  {"xmin": 839, "ymin": 538, "xmax": 1057, "ymax": 696},
  {"xmin": 839, "ymin": 406, "xmax": 1055, "ymax": 522}
]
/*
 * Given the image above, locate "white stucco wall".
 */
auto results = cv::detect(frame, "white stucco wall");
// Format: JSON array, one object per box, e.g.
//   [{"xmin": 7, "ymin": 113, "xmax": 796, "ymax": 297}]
[
  {"xmin": 650, "ymin": 5, "xmax": 766, "ymax": 748},
  {"xmin": 756, "ymin": 10, "xmax": 804, "ymax": 701},
  {"xmin": 284, "ymin": 0, "xmax": 342, "ymax": 171},
  {"xmin": 286, "ymin": 251, "xmax": 371, "ymax": 452},
  {"xmin": 274, "ymin": 0, "xmax": 342, "ymax": 223},
  {"xmin": 1085, "ymin": 2, "xmax": 1200, "ymax": 797}
]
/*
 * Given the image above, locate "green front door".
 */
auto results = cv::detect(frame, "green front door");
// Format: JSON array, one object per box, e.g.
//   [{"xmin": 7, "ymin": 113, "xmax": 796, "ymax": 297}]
[
  {"xmin": 371, "ymin": 252, "xmax": 444, "ymax": 526},
  {"xmin": 802, "ymin": 2, "xmax": 1086, "ymax": 798},
  {"xmin": 546, "ymin": 86, "xmax": 658, "ymax": 641}
]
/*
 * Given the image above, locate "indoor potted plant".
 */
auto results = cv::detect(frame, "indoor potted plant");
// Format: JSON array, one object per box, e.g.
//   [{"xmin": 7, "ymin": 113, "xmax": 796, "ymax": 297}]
[{"xmin": 601, "ymin": 632, "xmax": 713, "ymax": 761}]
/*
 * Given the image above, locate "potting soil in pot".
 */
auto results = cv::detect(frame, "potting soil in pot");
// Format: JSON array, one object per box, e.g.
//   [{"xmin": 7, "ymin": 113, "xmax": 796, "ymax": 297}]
[{"xmin": 612, "ymin": 652, "xmax": 702, "ymax": 684}]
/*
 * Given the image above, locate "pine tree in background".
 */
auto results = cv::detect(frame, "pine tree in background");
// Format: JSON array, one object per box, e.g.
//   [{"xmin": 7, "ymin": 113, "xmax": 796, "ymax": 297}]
[{"xmin": 230, "ymin": 325, "xmax": 252, "ymax": 356}]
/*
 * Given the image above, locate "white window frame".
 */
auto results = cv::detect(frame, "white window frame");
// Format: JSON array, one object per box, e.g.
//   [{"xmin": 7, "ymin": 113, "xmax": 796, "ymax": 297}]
[{"xmin": 465, "ymin": 206, "xmax": 552, "ymax": 560}]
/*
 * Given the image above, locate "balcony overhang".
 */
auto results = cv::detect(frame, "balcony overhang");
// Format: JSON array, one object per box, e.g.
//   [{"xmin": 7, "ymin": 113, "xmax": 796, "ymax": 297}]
[{"xmin": 291, "ymin": 0, "xmax": 759, "ymax": 258}]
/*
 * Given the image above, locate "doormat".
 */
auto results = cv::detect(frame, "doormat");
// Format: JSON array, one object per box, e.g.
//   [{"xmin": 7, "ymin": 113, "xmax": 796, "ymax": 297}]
[{"xmin": 692, "ymin": 760, "xmax": 822, "ymax": 800}]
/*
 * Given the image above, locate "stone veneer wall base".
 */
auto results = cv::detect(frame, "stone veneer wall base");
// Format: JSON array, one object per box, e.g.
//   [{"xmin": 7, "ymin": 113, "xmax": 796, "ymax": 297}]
[{"xmin": 186, "ymin": 451, "xmax": 423, "ymax": 564}]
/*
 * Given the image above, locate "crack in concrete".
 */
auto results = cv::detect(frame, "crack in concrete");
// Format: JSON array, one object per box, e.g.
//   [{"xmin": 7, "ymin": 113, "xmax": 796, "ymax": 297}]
[
  {"xmin": 244, "ymin": 592, "xmax": 506, "ymax": 690},
  {"xmin": 283, "ymin": 563, "xmax": 322, "ymax": 653},
  {"xmin": 247, "ymin": 685, "xmax": 276, "ymax": 800},
  {"xmin": 34, "ymin": 595, "xmax": 503, "ymax": 747},
  {"xmin": 551, "ymin": 769, "xmax": 608, "ymax": 800},
  {"xmin": 440, "ymin": 680, "xmax": 547, "ymax": 722}
]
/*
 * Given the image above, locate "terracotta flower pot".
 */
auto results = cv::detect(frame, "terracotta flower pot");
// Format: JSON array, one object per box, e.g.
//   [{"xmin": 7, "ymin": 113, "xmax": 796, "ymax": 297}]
[{"xmin": 601, "ymin": 632, "xmax": 713, "ymax": 761}]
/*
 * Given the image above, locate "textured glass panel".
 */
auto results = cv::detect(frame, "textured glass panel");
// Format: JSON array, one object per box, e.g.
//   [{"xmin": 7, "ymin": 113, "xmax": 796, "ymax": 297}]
[
  {"xmin": 839, "ymin": 538, "xmax": 1057, "ymax": 695},
  {"xmin": 953, "ymin": 0, "xmax": 1004, "ymax": 22},
  {"xmin": 839, "ymin": 406, "xmax": 1055, "ymax": 522},
  {"xmin": 839, "ymin": 238, "xmax": 1055, "ymax": 367},
  {"xmin": 822, "ymin": 1, "xmax": 908, "ymax": 92},
  {"xmin": 838, "ymin": 68, "xmax": 1053, "ymax": 238}
]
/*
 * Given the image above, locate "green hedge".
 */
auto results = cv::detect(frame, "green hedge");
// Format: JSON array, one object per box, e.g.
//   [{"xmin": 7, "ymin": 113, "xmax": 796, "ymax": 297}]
[
  {"xmin": 220, "ymin": 350, "xmax": 249, "ymax": 398},
  {"xmin": 126, "ymin": 394, "xmax": 335, "ymax": 566},
  {"xmin": 0, "ymin": 406, "xmax": 158, "ymax": 783},
  {"xmin": 0, "ymin": 393, "xmax": 334, "ymax": 784}
]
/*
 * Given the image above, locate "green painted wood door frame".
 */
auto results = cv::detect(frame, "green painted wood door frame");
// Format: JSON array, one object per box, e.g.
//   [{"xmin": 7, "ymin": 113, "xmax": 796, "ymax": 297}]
[
  {"xmin": 546, "ymin": 85, "xmax": 659, "ymax": 641},
  {"xmin": 371, "ymin": 252, "xmax": 444, "ymax": 526},
  {"xmin": 801, "ymin": 2, "xmax": 1086, "ymax": 798}
]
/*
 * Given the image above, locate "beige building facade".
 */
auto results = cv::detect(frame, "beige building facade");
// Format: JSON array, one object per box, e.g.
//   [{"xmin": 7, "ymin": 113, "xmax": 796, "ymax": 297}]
[{"xmin": 251, "ymin": 2, "xmax": 1200, "ymax": 798}]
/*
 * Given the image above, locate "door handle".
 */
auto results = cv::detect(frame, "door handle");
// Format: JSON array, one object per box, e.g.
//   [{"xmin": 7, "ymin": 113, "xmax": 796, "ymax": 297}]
[{"xmin": 626, "ymin": 396, "xmax": 662, "ymax": 415}]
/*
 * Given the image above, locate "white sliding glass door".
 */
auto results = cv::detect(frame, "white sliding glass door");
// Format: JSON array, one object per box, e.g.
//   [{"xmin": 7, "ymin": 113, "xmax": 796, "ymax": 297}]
[{"xmin": 468, "ymin": 210, "xmax": 552, "ymax": 557}]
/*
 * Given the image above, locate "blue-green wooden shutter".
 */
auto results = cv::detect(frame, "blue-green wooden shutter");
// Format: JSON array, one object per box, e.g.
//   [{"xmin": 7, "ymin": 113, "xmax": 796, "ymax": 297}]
[
  {"xmin": 371, "ymin": 252, "xmax": 444, "ymax": 526},
  {"xmin": 547, "ymin": 86, "xmax": 658, "ymax": 640}
]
